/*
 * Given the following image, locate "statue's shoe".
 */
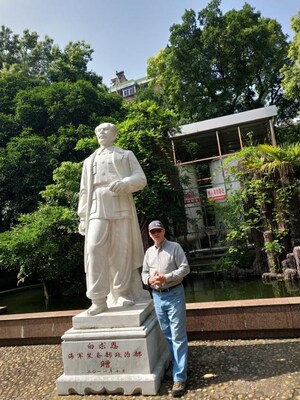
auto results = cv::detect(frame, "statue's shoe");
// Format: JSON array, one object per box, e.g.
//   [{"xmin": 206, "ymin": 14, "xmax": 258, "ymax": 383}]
[
  {"xmin": 116, "ymin": 296, "xmax": 135, "ymax": 307},
  {"xmin": 86, "ymin": 302, "xmax": 108, "ymax": 316}
]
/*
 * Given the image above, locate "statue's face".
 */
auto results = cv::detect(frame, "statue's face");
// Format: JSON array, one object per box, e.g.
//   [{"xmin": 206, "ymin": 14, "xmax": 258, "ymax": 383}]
[{"xmin": 95, "ymin": 124, "xmax": 117, "ymax": 147}]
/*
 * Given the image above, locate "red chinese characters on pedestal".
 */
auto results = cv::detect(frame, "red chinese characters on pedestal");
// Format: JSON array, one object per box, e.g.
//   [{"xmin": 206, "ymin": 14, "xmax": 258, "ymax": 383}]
[
  {"xmin": 67, "ymin": 341, "xmax": 144, "ymax": 374},
  {"xmin": 100, "ymin": 360, "xmax": 111, "ymax": 368}
]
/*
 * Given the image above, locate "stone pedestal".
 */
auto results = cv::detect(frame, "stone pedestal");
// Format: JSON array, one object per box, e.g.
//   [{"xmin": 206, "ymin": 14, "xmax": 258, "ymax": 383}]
[{"xmin": 56, "ymin": 300, "xmax": 169, "ymax": 395}]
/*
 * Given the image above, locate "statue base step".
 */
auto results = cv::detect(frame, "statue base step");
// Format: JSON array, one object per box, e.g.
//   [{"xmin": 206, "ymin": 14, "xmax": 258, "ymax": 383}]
[{"xmin": 56, "ymin": 301, "xmax": 169, "ymax": 395}]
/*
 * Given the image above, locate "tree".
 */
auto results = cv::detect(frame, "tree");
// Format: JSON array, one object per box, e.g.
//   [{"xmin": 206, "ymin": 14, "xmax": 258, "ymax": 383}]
[
  {"xmin": 116, "ymin": 100, "xmax": 187, "ymax": 240},
  {"xmin": 222, "ymin": 143, "xmax": 300, "ymax": 274},
  {"xmin": 0, "ymin": 204, "xmax": 83, "ymax": 299},
  {"xmin": 0, "ymin": 26, "xmax": 103, "ymax": 86},
  {"xmin": 48, "ymin": 41, "xmax": 102, "ymax": 86},
  {"xmin": 0, "ymin": 161, "xmax": 84, "ymax": 299},
  {"xmin": 15, "ymin": 80, "xmax": 121, "ymax": 135},
  {"xmin": 0, "ymin": 79, "xmax": 123, "ymax": 226},
  {"xmin": 277, "ymin": 123, "xmax": 300, "ymax": 146},
  {"xmin": 0, "ymin": 69, "xmax": 39, "ymax": 116},
  {"xmin": 147, "ymin": 0, "xmax": 290, "ymax": 122},
  {"xmin": 0, "ymin": 26, "xmax": 54, "ymax": 79},
  {"xmin": 0, "ymin": 99, "xmax": 187, "ymax": 298},
  {"xmin": 0, "ymin": 134, "xmax": 56, "ymax": 229},
  {"xmin": 281, "ymin": 12, "xmax": 300, "ymax": 106},
  {"xmin": 40, "ymin": 161, "xmax": 82, "ymax": 208},
  {"xmin": 0, "ymin": 25, "xmax": 19, "ymax": 68},
  {"xmin": 0, "ymin": 26, "xmax": 126, "ymax": 298}
]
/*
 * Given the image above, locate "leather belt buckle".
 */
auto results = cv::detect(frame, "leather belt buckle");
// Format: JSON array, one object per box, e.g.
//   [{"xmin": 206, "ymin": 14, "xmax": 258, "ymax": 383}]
[{"xmin": 153, "ymin": 282, "xmax": 182, "ymax": 293}]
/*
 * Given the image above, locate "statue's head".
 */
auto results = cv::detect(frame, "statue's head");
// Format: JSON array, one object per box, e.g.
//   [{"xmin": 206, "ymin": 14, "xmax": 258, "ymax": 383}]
[{"xmin": 95, "ymin": 123, "xmax": 118, "ymax": 147}]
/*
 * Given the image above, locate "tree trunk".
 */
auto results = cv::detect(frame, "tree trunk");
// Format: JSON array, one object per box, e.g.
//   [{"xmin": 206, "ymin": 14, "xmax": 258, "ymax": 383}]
[
  {"xmin": 273, "ymin": 172, "xmax": 293, "ymax": 256},
  {"xmin": 263, "ymin": 230, "xmax": 278, "ymax": 273},
  {"xmin": 250, "ymin": 228, "xmax": 268, "ymax": 274},
  {"xmin": 260, "ymin": 192, "xmax": 279, "ymax": 272},
  {"xmin": 290, "ymin": 189, "xmax": 300, "ymax": 247}
]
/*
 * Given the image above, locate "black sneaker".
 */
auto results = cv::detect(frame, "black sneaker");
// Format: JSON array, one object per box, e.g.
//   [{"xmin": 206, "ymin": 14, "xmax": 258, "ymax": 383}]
[{"xmin": 172, "ymin": 381, "xmax": 186, "ymax": 397}]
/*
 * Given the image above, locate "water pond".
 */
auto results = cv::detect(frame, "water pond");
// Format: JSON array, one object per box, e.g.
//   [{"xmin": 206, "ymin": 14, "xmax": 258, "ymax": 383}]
[
  {"xmin": 1, "ymin": 273, "xmax": 300, "ymax": 314},
  {"xmin": 184, "ymin": 272, "xmax": 300, "ymax": 303}
]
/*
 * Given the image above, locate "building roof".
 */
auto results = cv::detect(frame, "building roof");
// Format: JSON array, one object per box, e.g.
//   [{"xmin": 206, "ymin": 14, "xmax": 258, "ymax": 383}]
[
  {"xmin": 171, "ymin": 106, "xmax": 278, "ymax": 162},
  {"xmin": 108, "ymin": 79, "xmax": 136, "ymax": 93},
  {"xmin": 172, "ymin": 106, "xmax": 277, "ymax": 138},
  {"xmin": 108, "ymin": 73, "xmax": 151, "ymax": 94}
]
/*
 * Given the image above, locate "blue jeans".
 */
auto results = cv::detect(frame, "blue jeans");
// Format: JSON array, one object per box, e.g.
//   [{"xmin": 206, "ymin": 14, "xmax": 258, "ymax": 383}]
[{"xmin": 152, "ymin": 284, "xmax": 188, "ymax": 382}]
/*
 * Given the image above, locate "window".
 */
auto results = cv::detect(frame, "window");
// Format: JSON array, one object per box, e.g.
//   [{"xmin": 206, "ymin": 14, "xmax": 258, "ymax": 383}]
[{"xmin": 122, "ymin": 86, "xmax": 136, "ymax": 97}]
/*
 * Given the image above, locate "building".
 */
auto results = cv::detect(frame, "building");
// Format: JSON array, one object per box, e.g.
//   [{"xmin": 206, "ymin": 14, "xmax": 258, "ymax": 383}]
[
  {"xmin": 108, "ymin": 70, "xmax": 150, "ymax": 100},
  {"xmin": 170, "ymin": 106, "xmax": 278, "ymax": 251}
]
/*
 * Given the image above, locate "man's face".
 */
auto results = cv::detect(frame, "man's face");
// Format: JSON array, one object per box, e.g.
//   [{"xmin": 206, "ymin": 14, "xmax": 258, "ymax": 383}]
[
  {"xmin": 95, "ymin": 124, "xmax": 116, "ymax": 147},
  {"xmin": 149, "ymin": 228, "xmax": 165, "ymax": 245}
]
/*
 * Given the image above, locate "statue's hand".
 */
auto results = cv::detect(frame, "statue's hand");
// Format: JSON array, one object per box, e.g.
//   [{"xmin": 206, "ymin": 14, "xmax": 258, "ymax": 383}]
[
  {"xmin": 78, "ymin": 220, "xmax": 85, "ymax": 236},
  {"xmin": 109, "ymin": 180, "xmax": 127, "ymax": 194}
]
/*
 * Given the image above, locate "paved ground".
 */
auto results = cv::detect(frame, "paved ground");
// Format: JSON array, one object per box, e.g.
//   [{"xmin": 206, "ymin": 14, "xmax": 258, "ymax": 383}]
[{"xmin": 1, "ymin": 338, "xmax": 300, "ymax": 400}]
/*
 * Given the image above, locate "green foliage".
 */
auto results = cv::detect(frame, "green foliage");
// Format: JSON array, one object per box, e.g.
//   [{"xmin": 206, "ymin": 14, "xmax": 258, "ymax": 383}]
[
  {"xmin": 0, "ymin": 25, "xmax": 126, "ymax": 294},
  {"xmin": 147, "ymin": 0, "xmax": 291, "ymax": 122},
  {"xmin": 15, "ymin": 80, "xmax": 121, "ymax": 135},
  {"xmin": 0, "ymin": 26, "xmax": 124, "ymax": 227},
  {"xmin": 40, "ymin": 162, "xmax": 82, "ymax": 208},
  {"xmin": 0, "ymin": 26, "xmax": 104, "ymax": 86},
  {"xmin": 277, "ymin": 124, "xmax": 300, "ymax": 148},
  {"xmin": 0, "ymin": 26, "xmax": 53, "ymax": 78},
  {"xmin": 281, "ymin": 12, "xmax": 300, "ymax": 104},
  {"xmin": 75, "ymin": 136, "xmax": 98, "ymax": 155},
  {"xmin": 263, "ymin": 239, "xmax": 283, "ymax": 254},
  {"xmin": 0, "ymin": 134, "xmax": 56, "ymax": 227},
  {"xmin": 47, "ymin": 41, "xmax": 102, "ymax": 85},
  {"xmin": 116, "ymin": 100, "xmax": 187, "ymax": 234},
  {"xmin": 134, "ymin": 85, "xmax": 166, "ymax": 107},
  {"xmin": 220, "ymin": 143, "xmax": 300, "ymax": 273},
  {"xmin": 0, "ymin": 205, "xmax": 83, "ymax": 283},
  {"xmin": 214, "ymin": 190, "xmax": 250, "ymax": 250},
  {"xmin": 0, "ymin": 69, "xmax": 39, "ymax": 117},
  {"xmin": 0, "ymin": 159, "xmax": 86, "ymax": 291},
  {"xmin": 0, "ymin": 112, "xmax": 17, "ymax": 147},
  {"xmin": 211, "ymin": 251, "xmax": 256, "ymax": 271}
]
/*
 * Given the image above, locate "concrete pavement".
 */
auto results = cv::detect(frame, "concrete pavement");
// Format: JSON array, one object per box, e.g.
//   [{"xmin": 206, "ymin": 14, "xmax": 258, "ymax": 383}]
[{"xmin": 2, "ymin": 338, "xmax": 300, "ymax": 399}]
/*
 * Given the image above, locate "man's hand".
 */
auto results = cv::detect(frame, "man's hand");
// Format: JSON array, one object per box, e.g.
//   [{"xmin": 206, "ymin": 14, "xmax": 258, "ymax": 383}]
[{"xmin": 149, "ymin": 272, "xmax": 167, "ymax": 288}]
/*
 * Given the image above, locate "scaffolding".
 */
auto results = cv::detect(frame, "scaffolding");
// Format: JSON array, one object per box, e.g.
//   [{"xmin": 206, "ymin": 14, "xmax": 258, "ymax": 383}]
[{"xmin": 170, "ymin": 106, "xmax": 278, "ymax": 251}]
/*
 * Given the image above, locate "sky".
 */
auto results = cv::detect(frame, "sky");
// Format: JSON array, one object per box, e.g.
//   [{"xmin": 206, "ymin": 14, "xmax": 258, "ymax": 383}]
[{"xmin": 0, "ymin": 0, "xmax": 299, "ymax": 86}]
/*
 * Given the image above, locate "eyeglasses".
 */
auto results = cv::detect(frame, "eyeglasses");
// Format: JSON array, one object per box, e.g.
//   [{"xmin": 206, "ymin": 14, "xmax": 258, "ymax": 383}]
[{"xmin": 150, "ymin": 229, "xmax": 163, "ymax": 234}]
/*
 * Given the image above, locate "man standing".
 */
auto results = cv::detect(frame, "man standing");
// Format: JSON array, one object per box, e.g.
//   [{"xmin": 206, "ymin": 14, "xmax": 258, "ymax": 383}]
[
  {"xmin": 142, "ymin": 220, "xmax": 190, "ymax": 398},
  {"xmin": 78, "ymin": 122, "xmax": 150, "ymax": 316}
]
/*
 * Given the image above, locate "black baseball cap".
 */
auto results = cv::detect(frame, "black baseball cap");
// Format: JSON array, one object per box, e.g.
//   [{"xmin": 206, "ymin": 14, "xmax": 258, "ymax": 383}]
[{"xmin": 148, "ymin": 220, "xmax": 164, "ymax": 231}]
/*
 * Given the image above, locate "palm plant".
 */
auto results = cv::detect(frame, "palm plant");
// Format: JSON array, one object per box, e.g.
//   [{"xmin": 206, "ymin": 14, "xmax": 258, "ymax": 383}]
[{"xmin": 231, "ymin": 143, "xmax": 300, "ymax": 273}]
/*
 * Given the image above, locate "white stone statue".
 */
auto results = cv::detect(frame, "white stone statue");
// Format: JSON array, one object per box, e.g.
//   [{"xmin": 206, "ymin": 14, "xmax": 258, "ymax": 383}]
[{"xmin": 78, "ymin": 123, "xmax": 150, "ymax": 315}]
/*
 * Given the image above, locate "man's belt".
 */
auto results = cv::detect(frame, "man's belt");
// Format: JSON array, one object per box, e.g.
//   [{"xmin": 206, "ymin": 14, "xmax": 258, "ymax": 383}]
[{"xmin": 152, "ymin": 282, "xmax": 182, "ymax": 293}]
